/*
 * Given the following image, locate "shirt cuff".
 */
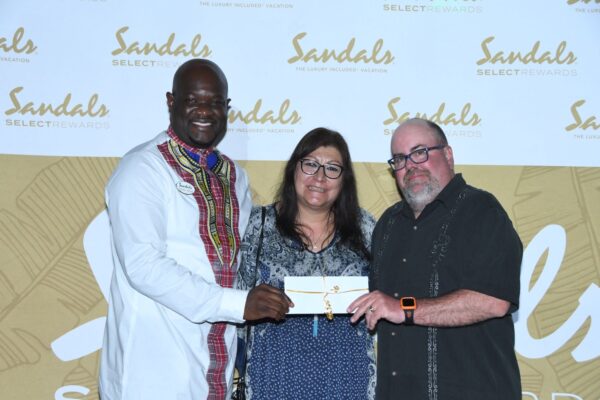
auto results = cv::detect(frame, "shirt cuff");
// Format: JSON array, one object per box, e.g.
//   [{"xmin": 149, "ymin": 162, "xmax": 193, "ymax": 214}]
[{"xmin": 218, "ymin": 288, "xmax": 249, "ymax": 323}]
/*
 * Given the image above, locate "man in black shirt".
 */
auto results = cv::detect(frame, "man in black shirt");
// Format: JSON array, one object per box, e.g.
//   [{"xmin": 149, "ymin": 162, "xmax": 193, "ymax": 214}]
[{"xmin": 349, "ymin": 118, "xmax": 522, "ymax": 399}]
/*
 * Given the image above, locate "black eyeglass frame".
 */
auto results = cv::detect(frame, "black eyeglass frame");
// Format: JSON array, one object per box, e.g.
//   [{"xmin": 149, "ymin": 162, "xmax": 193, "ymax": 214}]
[
  {"xmin": 298, "ymin": 159, "xmax": 344, "ymax": 179},
  {"xmin": 387, "ymin": 145, "xmax": 446, "ymax": 171}
]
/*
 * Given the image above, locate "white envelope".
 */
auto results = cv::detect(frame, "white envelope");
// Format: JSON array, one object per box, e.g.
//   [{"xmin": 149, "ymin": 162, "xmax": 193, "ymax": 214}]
[{"xmin": 284, "ymin": 276, "xmax": 369, "ymax": 315}]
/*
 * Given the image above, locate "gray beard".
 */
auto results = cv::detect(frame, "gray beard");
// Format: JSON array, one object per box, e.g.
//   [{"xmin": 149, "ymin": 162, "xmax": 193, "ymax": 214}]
[{"xmin": 401, "ymin": 176, "xmax": 442, "ymax": 215}]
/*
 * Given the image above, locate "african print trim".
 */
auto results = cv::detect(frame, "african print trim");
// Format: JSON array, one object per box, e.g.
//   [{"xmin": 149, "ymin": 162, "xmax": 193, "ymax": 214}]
[
  {"xmin": 167, "ymin": 141, "xmax": 239, "ymax": 270},
  {"xmin": 159, "ymin": 130, "xmax": 241, "ymax": 400}
]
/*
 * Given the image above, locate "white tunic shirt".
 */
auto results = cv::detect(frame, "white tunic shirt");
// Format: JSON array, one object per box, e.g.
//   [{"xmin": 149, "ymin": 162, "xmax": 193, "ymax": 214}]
[{"xmin": 99, "ymin": 131, "xmax": 252, "ymax": 400}]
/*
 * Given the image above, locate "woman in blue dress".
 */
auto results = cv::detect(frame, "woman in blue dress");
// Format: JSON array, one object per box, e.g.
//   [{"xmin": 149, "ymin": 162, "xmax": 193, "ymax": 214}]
[{"xmin": 236, "ymin": 127, "xmax": 376, "ymax": 399}]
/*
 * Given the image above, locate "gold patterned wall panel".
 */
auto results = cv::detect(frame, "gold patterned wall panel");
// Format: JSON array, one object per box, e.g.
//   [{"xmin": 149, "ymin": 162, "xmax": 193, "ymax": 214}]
[{"xmin": 1, "ymin": 157, "xmax": 598, "ymax": 399}]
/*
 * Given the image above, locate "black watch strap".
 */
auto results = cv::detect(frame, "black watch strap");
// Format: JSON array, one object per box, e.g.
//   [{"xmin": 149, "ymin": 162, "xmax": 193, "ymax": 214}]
[{"xmin": 400, "ymin": 297, "xmax": 416, "ymax": 325}]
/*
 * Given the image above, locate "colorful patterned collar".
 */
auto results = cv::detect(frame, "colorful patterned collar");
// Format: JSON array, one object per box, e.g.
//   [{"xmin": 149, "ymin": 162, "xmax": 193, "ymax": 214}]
[{"xmin": 166, "ymin": 126, "xmax": 219, "ymax": 169}]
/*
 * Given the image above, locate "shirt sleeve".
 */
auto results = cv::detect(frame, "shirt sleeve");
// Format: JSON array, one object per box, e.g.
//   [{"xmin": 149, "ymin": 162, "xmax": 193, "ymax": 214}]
[
  {"xmin": 106, "ymin": 151, "xmax": 249, "ymax": 324},
  {"xmin": 234, "ymin": 163, "xmax": 253, "ymax": 242},
  {"xmin": 459, "ymin": 194, "xmax": 522, "ymax": 311}
]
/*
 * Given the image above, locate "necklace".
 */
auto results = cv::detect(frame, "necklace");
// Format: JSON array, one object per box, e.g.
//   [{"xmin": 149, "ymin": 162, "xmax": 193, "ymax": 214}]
[
  {"xmin": 302, "ymin": 213, "xmax": 333, "ymax": 252},
  {"xmin": 308, "ymin": 228, "xmax": 330, "ymax": 251}
]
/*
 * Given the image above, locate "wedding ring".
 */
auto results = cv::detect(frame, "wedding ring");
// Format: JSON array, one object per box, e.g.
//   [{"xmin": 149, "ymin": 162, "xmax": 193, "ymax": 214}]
[{"xmin": 368, "ymin": 305, "xmax": 375, "ymax": 313}]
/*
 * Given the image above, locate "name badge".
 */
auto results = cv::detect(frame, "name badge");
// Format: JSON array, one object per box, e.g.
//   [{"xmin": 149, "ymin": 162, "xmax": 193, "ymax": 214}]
[{"xmin": 176, "ymin": 181, "xmax": 195, "ymax": 195}]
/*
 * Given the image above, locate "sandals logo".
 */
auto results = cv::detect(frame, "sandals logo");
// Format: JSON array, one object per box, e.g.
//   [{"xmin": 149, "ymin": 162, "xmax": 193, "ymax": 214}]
[
  {"xmin": 0, "ymin": 27, "xmax": 36, "ymax": 55},
  {"xmin": 477, "ymin": 36, "xmax": 577, "ymax": 66},
  {"xmin": 567, "ymin": 0, "xmax": 600, "ymax": 13},
  {"xmin": 566, "ymin": 99, "xmax": 599, "ymax": 133},
  {"xmin": 476, "ymin": 36, "xmax": 577, "ymax": 77},
  {"xmin": 567, "ymin": 0, "xmax": 600, "ymax": 4},
  {"xmin": 229, "ymin": 99, "xmax": 301, "ymax": 125},
  {"xmin": 383, "ymin": 97, "xmax": 481, "ymax": 134},
  {"xmin": 5, "ymin": 87, "xmax": 109, "ymax": 118},
  {"xmin": 287, "ymin": 32, "xmax": 394, "ymax": 65},
  {"xmin": 515, "ymin": 225, "xmax": 600, "ymax": 363},
  {"xmin": 111, "ymin": 26, "xmax": 211, "ymax": 67},
  {"xmin": 383, "ymin": 0, "xmax": 483, "ymax": 14},
  {"xmin": 5, "ymin": 87, "xmax": 110, "ymax": 129}
]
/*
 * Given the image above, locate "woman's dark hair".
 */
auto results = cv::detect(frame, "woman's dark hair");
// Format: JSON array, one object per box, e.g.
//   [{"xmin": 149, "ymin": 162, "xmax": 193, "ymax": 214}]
[{"xmin": 275, "ymin": 127, "xmax": 369, "ymax": 258}]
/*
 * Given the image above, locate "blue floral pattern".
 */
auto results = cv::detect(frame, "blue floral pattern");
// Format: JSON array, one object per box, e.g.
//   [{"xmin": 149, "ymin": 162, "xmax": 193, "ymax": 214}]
[{"xmin": 236, "ymin": 204, "xmax": 376, "ymax": 400}]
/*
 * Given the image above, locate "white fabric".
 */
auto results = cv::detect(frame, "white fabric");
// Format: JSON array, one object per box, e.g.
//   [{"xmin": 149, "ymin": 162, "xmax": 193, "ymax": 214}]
[{"xmin": 99, "ymin": 131, "xmax": 252, "ymax": 400}]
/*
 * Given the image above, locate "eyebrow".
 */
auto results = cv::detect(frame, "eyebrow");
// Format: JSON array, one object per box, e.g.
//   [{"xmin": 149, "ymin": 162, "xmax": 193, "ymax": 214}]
[
  {"xmin": 304, "ymin": 156, "xmax": 343, "ymax": 165},
  {"xmin": 409, "ymin": 143, "xmax": 429, "ymax": 152},
  {"xmin": 394, "ymin": 143, "xmax": 429, "ymax": 155}
]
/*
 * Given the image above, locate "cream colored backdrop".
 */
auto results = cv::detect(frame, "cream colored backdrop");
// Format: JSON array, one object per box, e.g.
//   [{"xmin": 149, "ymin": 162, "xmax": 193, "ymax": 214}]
[{"xmin": 1, "ymin": 1, "xmax": 599, "ymax": 399}]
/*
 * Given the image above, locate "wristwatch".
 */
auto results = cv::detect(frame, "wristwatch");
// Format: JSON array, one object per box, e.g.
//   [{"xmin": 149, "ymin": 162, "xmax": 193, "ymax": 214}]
[{"xmin": 400, "ymin": 297, "xmax": 416, "ymax": 325}]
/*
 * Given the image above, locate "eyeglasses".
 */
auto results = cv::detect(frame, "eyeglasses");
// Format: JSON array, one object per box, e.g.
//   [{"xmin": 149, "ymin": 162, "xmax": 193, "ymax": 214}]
[
  {"xmin": 299, "ymin": 159, "xmax": 344, "ymax": 179},
  {"xmin": 387, "ymin": 145, "xmax": 446, "ymax": 171}
]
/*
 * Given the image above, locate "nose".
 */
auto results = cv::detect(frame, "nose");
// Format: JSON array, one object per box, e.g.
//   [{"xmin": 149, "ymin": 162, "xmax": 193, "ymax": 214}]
[
  {"xmin": 315, "ymin": 165, "xmax": 327, "ymax": 180},
  {"xmin": 192, "ymin": 102, "xmax": 213, "ymax": 117}
]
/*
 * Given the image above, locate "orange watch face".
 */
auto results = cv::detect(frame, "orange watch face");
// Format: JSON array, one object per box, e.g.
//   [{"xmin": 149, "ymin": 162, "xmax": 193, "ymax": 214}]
[{"xmin": 401, "ymin": 297, "xmax": 416, "ymax": 310}]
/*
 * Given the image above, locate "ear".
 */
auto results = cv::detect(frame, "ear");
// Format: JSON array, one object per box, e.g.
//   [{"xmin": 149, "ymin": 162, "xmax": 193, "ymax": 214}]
[
  {"xmin": 444, "ymin": 145, "xmax": 455, "ymax": 169},
  {"xmin": 166, "ymin": 92, "xmax": 174, "ymax": 112}
]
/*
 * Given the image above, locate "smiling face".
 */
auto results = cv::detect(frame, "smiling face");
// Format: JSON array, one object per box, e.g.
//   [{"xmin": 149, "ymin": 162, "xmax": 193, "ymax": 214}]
[
  {"xmin": 391, "ymin": 121, "xmax": 454, "ymax": 216},
  {"xmin": 166, "ymin": 60, "xmax": 230, "ymax": 149},
  {"xmin": 294, "ymin": 146, "xmax": 344, "ymax": 214}
]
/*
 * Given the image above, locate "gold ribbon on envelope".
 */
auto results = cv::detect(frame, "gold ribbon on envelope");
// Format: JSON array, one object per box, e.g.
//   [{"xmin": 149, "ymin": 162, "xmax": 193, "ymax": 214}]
[{"xmin": 286, "ymin": 276, "xmax": 368, "ymax": 320}]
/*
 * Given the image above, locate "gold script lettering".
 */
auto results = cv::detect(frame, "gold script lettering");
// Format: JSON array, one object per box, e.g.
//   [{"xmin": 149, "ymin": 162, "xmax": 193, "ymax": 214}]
[
  {"xmin": 5, "ymin": 87, "xmax": 110, "ymax": 117},
  {"xmin": 228, "ymin": 99, "xmax": 301, "ymax": 125},
  {"xmin": 476, "ymin": 36, "xmax": 576, "ymax": 65},
  {"xmin": 0, "ymin": 27, "xmax": 37, "ymax": 54},
  {"xmin": 287, "ymin": 32, "xmax": 394, "ymax": 65},
  {"xmin": 565, "ymin": 99, "xmax": 599, "ymax": 131},
  {"xmin": 383, "ymin": 97, "xmax": 481, "ymax": 127},
  {"xmin": 111, "ymin": 26, "xmax": 211, "ymax": 57},
  {"xmin": 568, "ymin": 0, "xmax": 600, "ymax": 4}
]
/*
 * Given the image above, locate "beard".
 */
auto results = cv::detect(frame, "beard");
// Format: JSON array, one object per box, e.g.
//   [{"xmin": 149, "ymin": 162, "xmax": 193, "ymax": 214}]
[{"xmin": 400, "ymin": 169, "xmax": 443, "ymax": 214}]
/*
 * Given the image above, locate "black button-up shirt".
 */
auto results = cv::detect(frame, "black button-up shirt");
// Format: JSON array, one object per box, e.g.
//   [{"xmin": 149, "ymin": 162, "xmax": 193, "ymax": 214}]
[{"xmin": 371, "ymin": 174, "xmax": 522, "ymax": 400}]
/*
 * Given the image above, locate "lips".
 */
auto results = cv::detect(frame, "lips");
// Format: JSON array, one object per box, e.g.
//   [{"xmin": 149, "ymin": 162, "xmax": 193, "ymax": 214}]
[
  {"xmin": 191, "ymin": 118, "xmax": 214, "ymax": 128},
  {"xmin": 308, "ymin": 185, "xmax": 325, "ymax": 193},
  {"xmin": 405, "ymin": 169, "xmax": 430, "ymax": 184}
]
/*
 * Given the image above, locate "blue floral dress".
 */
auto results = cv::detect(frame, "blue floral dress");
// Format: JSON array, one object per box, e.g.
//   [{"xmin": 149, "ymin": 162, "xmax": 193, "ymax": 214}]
[{"xmin": 236, "ymin": 205, "xmax": 376, "ymax": 400}]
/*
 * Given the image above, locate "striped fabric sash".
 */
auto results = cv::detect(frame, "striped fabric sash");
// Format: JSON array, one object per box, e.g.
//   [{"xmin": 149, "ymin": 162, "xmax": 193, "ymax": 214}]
[{"xmin": 159, "ymin": 128, "xmax": 241, "ymax": 400}]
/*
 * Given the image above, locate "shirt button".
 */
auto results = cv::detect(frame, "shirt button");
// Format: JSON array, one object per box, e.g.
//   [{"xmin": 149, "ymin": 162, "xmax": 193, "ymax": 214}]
[
  {"xmin": 413, "ymin": 225, "xmax": 418, "ymax": 230},
  {"xmin": 391, "ymin": 332, "xmax": 396, "ymax": 336},
  {"xmin": 402, "ymin": 258, "xmax": 407, "ymax": 263},
  {"xmin": 394, "ymin": 292, "xmax": 399, "ymax": 298},
  {"xmin": 392, "ymin": 371, "xmax": 397, "ymax": 376}
]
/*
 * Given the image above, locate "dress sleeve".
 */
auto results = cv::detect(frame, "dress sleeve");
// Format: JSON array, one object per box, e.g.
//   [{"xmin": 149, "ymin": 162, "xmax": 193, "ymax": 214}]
[
  {"xmin": 369, "ymin": 205, "xmax": 396, "ymax": 291},
  {"xmin": 360, "ymin": 208, "xmax": 377, "ymax": 253},
  {"xmin": 106, "ymin": 152, "xmax": 248, "ymax": 324},
  {"xmin": 236, "ymin": 206, "xmax": 266, "ymax": 290}
]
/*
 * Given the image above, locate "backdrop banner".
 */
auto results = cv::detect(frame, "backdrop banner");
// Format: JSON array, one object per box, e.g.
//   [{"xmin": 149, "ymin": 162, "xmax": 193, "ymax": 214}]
[{"xmin": 1, "ymin": 1, "xmax": 599, "ymax": 399}]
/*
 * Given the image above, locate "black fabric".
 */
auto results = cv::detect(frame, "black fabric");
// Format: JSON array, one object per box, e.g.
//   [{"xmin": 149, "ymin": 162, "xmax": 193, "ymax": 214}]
[{"xmin": 371, "ymin": 174, "xmax": 522, "ymax": 400}]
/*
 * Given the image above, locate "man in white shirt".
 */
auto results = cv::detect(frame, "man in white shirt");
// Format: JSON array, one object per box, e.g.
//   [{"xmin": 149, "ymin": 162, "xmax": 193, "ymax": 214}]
[{"xmin": 99, "ymin": 59, "xmax": 291, "ymax": 400}]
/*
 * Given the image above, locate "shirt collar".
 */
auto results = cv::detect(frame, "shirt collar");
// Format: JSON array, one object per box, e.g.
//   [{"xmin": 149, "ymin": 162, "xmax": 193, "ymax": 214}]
[
  {"xmin": 396, "ymin": 173, "xmax": 466, "ymax": 219},
  {"xmin": 435, "ymin": 173, "xmax": 466, "ymax": 208},
  {"xmin": 167, "ymin": 126, "xmax": 219, "ymax": 168}
]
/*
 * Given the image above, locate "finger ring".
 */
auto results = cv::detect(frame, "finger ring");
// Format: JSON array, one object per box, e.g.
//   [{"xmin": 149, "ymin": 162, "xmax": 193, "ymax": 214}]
[{"xmin": 368, "ymin": 305, "xmax": 375, "ymax": 313}]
